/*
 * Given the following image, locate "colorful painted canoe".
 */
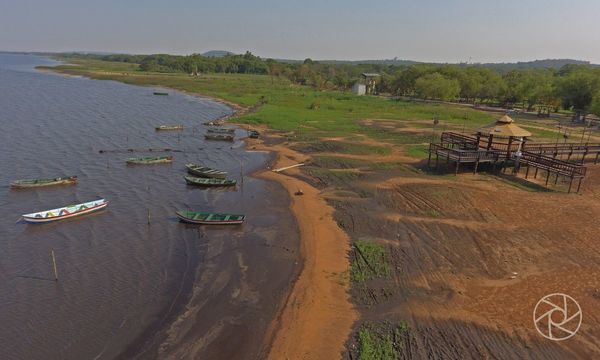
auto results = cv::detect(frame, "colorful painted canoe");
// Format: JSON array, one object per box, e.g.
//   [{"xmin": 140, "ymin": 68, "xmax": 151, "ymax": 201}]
[
  {"xmin": 185, "ymin": 163, "xmax": 227, "ymax": 179},
  {"xmin": 176, "ymin": 210, "xmax": 245, "ymax": 225},
  {"xmin": 184, "ymin": 176, "xmax": 236, "ymax": 187},
  {"xmin": 207, "ymin": 127, "xmax": 235, "ymax": 134},
  {"xmin": 205, "ymin": 134, "xmax": 234, "ymax": 141},
  {"xmin": 126, "ymin": 156, "xmax": 173, "ymax": 165},
  {"xmin": 153, "ymin": 92, "xmax": 169, "ymax": 96},
  {"xmin": 22, "ymin": 199, "xmax": 108, "ymax": 223},
  {"xmin": 155, "ymin": 125, "xmax": 184, "ymax": 131},
  {"xmin": 11, "ymin": 176, "xmax": 77, "ymax": 189}
]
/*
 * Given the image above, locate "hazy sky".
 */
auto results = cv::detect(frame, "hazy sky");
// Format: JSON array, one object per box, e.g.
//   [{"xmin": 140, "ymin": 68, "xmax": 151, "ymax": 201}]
[{"xmin": 1, "ymin": 0, "xmax": 599, "ymax": 63}]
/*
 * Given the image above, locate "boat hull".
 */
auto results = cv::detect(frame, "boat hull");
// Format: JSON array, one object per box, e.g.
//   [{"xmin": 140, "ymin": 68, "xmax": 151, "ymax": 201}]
[
  {"xmin": 184, "ymin": 176, "xmax": 236, "ymax": 186},
  {"xmin": 22, "ymin": 200, "xmax": 108, "ymax": 223},
  {"xmin": 185, "ymin": 164, "xmax": 227, "ymax": 179},
  {"xmin": 11, "ymin": 176, "xmax": 77, "ymax": 189},
  {"xmin": 126, "ymin": 156, "xmax": 173, "ymax": 165},
  {"xmin": 176, "ymin": 211, "xmax": 244, "ymax": 225}
]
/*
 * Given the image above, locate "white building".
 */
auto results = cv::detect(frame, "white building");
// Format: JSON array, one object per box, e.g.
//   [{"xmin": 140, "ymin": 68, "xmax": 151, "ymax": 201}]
[{"xmin": 352, "ymin": 82, "xmax": 366, "ymax": 96}]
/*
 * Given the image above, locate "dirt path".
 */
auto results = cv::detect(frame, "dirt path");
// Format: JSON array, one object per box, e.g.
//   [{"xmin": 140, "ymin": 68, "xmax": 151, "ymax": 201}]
[{"xmin": 250, "ymin": 140, "xmax": 357, "ymax": 360}]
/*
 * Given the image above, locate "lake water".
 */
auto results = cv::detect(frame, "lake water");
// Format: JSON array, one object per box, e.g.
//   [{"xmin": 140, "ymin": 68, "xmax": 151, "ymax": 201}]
[{"xmin": 0, "ymin": 54, "xmax": 300, "ymax": 359}]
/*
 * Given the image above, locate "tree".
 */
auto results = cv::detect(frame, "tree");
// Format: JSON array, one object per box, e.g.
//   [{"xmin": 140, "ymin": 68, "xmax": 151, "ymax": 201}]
[
  {"xmin": 414, "ymin": 73, "xmax": 460, "ymax": 100},
  {"xmin": 555, "ymin": 67, "xmax": 600, "ymax": 120}
]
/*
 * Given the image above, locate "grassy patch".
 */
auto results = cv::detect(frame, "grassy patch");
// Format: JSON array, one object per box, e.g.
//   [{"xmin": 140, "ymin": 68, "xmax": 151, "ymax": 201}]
[
  {"xmin": 351, "ymin": 239, "xmax": 390, "ymax": 283},
  {"xmin": 293, "ymin": 141, "xmax": 391, "ymax": 155},
  {"xmin": 406, "ymin": 144, "xmax": 430, "ymax": 159},
  {"xmin": 311, "ymin": 156, "xmax": 370, "ymax": 169},
  {"xmin": 356, "ymin": 321, "xmax": 409, "ymax": 360}
]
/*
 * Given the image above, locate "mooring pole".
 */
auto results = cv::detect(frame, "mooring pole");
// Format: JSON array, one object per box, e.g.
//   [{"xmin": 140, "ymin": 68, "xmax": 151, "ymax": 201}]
[
  {"xmin": 147, "ymin": 208, "xmax": 151, "ymax": 225},
  {"xmin": 51, "ymin": 250, "xmax": 58, "ymax": 281}
]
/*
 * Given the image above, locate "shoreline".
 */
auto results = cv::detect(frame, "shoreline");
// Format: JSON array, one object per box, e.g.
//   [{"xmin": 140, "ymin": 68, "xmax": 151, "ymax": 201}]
[{"xmin": 42, "ymin": 63, "xmax": 357, "ymax": 359}]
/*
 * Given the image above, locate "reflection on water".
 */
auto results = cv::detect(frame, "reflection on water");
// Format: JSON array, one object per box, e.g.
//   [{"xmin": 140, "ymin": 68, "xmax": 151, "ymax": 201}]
[{"xmin": 0, "ymin": 54, "xmax": 299, "ymax": 360}]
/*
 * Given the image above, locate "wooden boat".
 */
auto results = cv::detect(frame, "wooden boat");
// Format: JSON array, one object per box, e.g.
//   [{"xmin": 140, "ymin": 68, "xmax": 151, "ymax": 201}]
[
  {"xmin": 176, "ymin": 210, "xmax": 245, "ymax": 225},
  {"xmin": 205, "ymin": 134, "xmax": 234, "ymax": 141},
  {"xmin": 11, "ymin": 176, "xmax": 77, "ymax": 189},
  {"xmin": 185, "ymin": 163, "xmax": 227, "ymax": 179},
  {"xmin": 153, "ymin": 92, "xmax": 169, "ymax": 96},
  {"xmin": 22, "ymin": 199, "xmax": 108, "ymax": 223},
  {"xmin": 207, "ymin": 127, "xmax": 235, "ymax": 134},
  {"xmin": 126, "ymin": 156, "xmax": 173, "ymax": 165},
  {"xmin": 155, "ymin": 125, "xmax": 184, "ymax": 131},
  {"xmin": 184, "ymin": 176, "xmax": 236, "ymax": 187},
  {"xmin": 248, "ymin": 130, "xmax": 260, "ymax": 139}
]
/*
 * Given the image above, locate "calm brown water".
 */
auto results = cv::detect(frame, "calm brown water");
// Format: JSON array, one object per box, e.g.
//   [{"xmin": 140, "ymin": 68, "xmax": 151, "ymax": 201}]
[{"xmin": 0, "ymin": 54, "xmax": 300, "ymax": 360}]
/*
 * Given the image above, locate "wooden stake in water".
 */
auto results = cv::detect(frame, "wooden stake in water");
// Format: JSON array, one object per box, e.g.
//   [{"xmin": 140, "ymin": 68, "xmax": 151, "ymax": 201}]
[
  {"xmin": 147, "ymin": 208, "xmax": 151, "ymax": 225},
  {"xmin": 51, "ymin": 250, "xmax": 58, "ymax": 281}
]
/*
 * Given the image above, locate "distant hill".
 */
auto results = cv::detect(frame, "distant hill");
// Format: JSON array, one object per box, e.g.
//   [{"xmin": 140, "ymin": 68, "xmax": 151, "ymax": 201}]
[
  {"xmin": 472, "ymin": 59, "xmax": 596, "ymax": 71},
  {"xmin": 202, "ymin": 50, "xmax": 235, "ymax": 57}
]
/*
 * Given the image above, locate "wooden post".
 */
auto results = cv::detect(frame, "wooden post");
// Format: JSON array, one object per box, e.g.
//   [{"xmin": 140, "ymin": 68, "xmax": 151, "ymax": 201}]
[
  {"xmin": 554, "ymin": 173, "xmax": 560, "ymax": 185},
  {"xmin": 455, "ymin": 161, "xmax": 459, "ymax": 176},
  {"xmin": 147, "ymin": 208, "xmax": 151, "ymax": 225},
  {"xmin": 577, "ymin": 178, "xmax": 583, "ymax": 193},
  {"xmin": 534, "ymin": 167, "xmax": 539, "ymax": 179},
  {"xmin": 435, "ymin": 154, "xmax": 439, "ymax": 171},
  {"xmin": 51, "ymin": 250, "xmax": 58, "ymax": 281},
  {"xmin": 487, "ymin": 134, "xmax": 494, "ymax": 150},
  {"xmin": 427, "ymin": 149, "xmax": 432, "ymax": 167},
  {"xmin": 568, "ymin": 177, "xmax": 574, "ymax": 193},
  {"xmin": 525, "ymin": 165, "xmax": 530, "ymax": 179},
  {"xmin": 473, "ymin": 154, "xmax": 480, "ymax": 174},
  {"xmin": 545, "ymin": 170, "xmax": 551, "ymax": 186}
]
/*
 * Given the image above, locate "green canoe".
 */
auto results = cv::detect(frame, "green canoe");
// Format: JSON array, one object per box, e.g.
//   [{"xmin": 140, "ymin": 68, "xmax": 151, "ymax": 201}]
[
  {"xmin": 184, "ymin": 176, "xmax": 236, "ymax": 187},
  {"xmin": 176, "ymin": 210, "xmax": 245, "ymax": 225},
  {"xmin": 153, "ymin": 92, "xmax": 169, "ymax": 96},
  {"xmin": 11, "ymin": 175, "xmax": 78, "ymax": 189},
  {"xmin": 185, "ymin": 163, "xmax": 227, "ymax": 179},
  {"xmin": 155, "ymin": 125, "xmax": 183, "ymax": 131},
  {"xmin": 205, "ymin": 134, "xmax": 234, "ymax": 141},
  {"xmin": 126, "ymin": 156, "xmax": 173, "ymax": 165}
]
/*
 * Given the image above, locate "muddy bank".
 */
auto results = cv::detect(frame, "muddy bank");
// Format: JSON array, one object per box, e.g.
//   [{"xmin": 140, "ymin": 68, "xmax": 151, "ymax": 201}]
[{"xmin": 290, "ymin": 139, "xmax": 600, "ymax": 358}]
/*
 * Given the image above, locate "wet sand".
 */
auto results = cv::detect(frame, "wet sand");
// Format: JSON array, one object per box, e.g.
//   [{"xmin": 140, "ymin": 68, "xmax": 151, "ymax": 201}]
[{"xmin": 248, "ymin": 138, "xmax": 358, "ymax": 360}]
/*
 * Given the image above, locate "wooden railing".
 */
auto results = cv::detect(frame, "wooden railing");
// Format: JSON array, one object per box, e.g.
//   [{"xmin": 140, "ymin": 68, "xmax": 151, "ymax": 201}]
[{"xmin": 519, "ymin": 151, "xmax": 586, "ymax": 178}]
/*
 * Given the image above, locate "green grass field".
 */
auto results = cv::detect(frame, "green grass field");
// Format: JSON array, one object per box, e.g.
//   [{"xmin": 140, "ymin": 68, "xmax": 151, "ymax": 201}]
[{"xmin": 40, "ymin": 58, "xmax": 569, "ymax": 159}]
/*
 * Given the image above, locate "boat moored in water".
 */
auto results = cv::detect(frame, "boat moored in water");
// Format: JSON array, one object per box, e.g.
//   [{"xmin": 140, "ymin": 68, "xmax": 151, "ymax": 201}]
[
  {"xmin": 155, "ymin": 125, "xmax": 184, "ymax": 131},
  {"xmin": 185, "ymin": 163, "xmax": 227, "ymax": 179},
  {"xmin": 22, "ymin": 199, "xmax": 108, "ymax": 223},
  {"xmin": 126, "ymin": 156, "xmax": 173, "ymax": 165},
  {"xmin": 205, "ymin": 133, "xmax": 234, "ymax": 141},
  {"xmin": 176, "ymin": 210, "xmax": 245, "ymax": 225},
  {"xmin": 184, "ymin": 176, "xmax": 236, "ymax": 187},
  {"xmin": 10, "ymin": 176, "xmax": 77, "ymax": 189},
  {"xmin": 207, "ymin": 127, "xmax": 235, "ymax": 134},
  {"xmin": 153, "ymin": 92, "xmax": 169, "ymax": 96}
]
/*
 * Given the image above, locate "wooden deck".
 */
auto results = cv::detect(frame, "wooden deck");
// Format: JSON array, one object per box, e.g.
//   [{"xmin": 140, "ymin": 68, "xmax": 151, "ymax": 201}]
[{"xmin": 428, "ymin": 132, "xmax": 592, "ymax": 193}]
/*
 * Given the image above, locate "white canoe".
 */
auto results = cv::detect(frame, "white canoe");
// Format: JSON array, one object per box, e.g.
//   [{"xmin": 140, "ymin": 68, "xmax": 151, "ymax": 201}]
[{"xmin": 22, "ymin": 199, "xmax": 108, "ymax": 223}]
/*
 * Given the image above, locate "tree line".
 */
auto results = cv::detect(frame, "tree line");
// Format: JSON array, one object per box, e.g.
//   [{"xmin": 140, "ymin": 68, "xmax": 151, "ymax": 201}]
[{"xmin": 61, "ymin": 52, "xmax": 600, "ymax": 119}]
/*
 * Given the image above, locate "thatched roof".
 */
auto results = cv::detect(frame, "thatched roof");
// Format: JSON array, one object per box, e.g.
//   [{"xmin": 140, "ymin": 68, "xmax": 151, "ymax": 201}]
[{"xmin": 477, "ymin": 115, "xmax": 532, "ymax": 138}]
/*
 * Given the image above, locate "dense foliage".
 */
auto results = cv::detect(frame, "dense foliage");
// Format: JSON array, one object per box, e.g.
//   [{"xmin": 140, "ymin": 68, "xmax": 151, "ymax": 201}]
[{"xmin": 60, "ymin": 52, "xmax": 600, "ymax": 117}]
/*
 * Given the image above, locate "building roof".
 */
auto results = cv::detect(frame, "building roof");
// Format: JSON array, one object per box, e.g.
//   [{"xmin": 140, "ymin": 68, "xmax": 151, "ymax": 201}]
[{"xmin": 477, "ymin": 115, "xmax": 532, "ymax": 138}]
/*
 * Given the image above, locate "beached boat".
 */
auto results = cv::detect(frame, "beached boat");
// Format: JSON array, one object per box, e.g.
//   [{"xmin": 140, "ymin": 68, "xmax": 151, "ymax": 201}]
[
  {"xmin": 185, "ymin": 163, "xmax": 227, "ymax": 179},
  {"xmin": 22, "ymin": 199, "xmax": 108, "ymax": 223},
  {"xmin": 207, "ymin": 127, "xmax": 235, "ymax": 134},
  {"xmin": 10, "ymin": 176, "xmax": 77, "ymax": 189},
  {"xmin": 248, "ymin": 130, "xmax": 260, "ymax": 139},
  {"xmin": 126, "ymin": 156, "xmax": 173, "ymax": 165},
  {"xmin": 155, "ymin": 125, "xmax": 184, "ymax": 131},
  {"xmin": 184, "ymin": 176, "xmax": 236, "ymax": 187},
  {"xmin": 176, "ymin": 210, "xmax": 245, "ymax": 225},
  {"xmin": 153, "ymin": 92, "xmax": 169, "ymax": 96},
  {"xmin": 205, "ymin": 134, "xmax": 234, "ymax": 141}
]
